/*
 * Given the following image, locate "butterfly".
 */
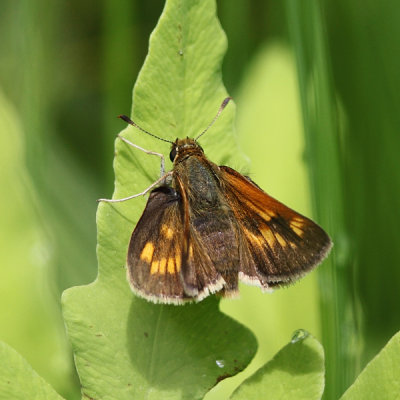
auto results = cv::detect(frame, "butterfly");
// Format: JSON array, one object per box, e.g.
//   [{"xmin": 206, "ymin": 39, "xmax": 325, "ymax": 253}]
[{"xmin": 99, "ymin": 98, "xmax": 332, "ymax": 304}]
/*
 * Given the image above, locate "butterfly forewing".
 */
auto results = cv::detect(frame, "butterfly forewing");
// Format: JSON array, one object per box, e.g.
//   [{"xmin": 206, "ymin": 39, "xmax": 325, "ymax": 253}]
[
  {"xmin": 126, "ymin": 186, "xmax": 192, "ymax": 304},
  {"xmin": 220, "ymin": 166, "xmax": 332, "ymax": 289},
  {"xmin": 127, "ymin": 181, "xmax": 231, "ymax": 303}
]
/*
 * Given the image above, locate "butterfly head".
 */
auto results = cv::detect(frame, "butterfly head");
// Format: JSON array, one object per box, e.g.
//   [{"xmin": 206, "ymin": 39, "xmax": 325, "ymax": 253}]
[{"xmin": 170, "ymin": 138, "xmax": 204, "ymax": 163}]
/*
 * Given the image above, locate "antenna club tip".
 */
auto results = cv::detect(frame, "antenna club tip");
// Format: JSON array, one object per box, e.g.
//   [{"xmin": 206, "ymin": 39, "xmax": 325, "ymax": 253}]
[
  {"xmin": 118, "ymin": 114, "xmax": 132, "ymax": 124},
  {"xmin": 223, "ymin": 96, "xmax": 233, "ymax": 105}
]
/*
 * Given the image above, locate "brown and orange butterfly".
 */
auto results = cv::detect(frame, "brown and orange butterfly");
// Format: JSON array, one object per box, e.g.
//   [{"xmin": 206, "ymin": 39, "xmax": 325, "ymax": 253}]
[{"xmin": 99, "ymin": 98, "xmax": 332, "ymax": 304}]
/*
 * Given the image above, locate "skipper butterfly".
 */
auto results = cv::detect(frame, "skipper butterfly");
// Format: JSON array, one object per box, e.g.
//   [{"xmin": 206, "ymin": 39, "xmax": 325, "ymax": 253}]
[{"xmin": 99, "ymin": 98, "xmax": 332, "ymax": 304}]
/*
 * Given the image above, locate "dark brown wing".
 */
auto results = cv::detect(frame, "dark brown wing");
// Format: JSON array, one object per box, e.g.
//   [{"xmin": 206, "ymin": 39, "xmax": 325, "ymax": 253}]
[
  {"xmin": 127, "ymin": 186, "xmax": 190, "ymax": 304},
  {"xmin": 127, "ymin": 185, "xmax": 225, "ymax": 304},
  {"xmin": 220, "ymin": 166, "xmax": 332, "ymax": 289}
]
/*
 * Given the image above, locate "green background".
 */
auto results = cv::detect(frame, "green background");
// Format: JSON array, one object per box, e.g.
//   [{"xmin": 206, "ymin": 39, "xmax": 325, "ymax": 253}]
[{"xmin": 1, "ymin": 1, "xmax": 399, "ymax": 399}]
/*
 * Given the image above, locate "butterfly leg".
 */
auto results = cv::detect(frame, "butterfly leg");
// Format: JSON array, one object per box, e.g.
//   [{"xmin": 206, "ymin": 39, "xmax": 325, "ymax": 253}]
[
  {"xmin": 118, "ymin": 135, "xmax": 166, "ymax": 177},
  {"xmin": 98, "ymin": 171, "xmax": 173, "ymax": 203}
]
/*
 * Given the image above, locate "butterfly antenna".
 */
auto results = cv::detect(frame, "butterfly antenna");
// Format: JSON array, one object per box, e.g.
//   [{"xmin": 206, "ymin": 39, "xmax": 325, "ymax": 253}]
[
  {"xmin": 195, "ymin": 97, "xmax": 232, "ymax": 141},
  {"xmin": 118, "ymin": 115, "xmax": 173, "ymax": 144}
]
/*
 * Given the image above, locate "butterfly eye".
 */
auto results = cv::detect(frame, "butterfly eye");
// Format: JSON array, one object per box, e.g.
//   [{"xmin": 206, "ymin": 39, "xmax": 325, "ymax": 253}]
[{"xmin": 169, "ymin": 147, "xmax": 177, "ymax": 162}]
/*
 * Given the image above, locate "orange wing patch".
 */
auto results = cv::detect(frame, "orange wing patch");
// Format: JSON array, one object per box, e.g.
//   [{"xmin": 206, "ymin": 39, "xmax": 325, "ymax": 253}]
[
  {"xmin": 141, "ymin": 227, "xmax": 181, "ymax": 276},
  {"xmin": 260, "ymin": 210, "xmax": 276, "ymax": 222},
  {"xmin": 175, "ymin": 252, "xmax": 181, "ymax": 272},
  {"xmin": 161, "ymin": 224, "xmax": 174, "ymax": 239},
  {"xmin": 243, "ymin": 226, "xmax": 264, "ymax": 249},
  {"xmin": 188, "ymin": 244, "xmax": 194, "ymax": 259},
  {"xmin": 150, "ymin": 259, "xmax": 160, "ymax": 275},
  {"xmin": 140, "ymin": 242, "xmax": 154, "ymax": 262},
  {"xmin": 149, "ymin": 256, "xmax": 181, "ymax": 275},
  {"xmin": 167, "ymin": 258, "xmax": 175, "ymax": 274},
  {"xmin": 260, "ymin": 227, "xmax": 277, "ymax": 248},
  {"xmin": 275, "ymin": 233, "xmax": 287, "ymax": 248},
  {"xmin": 289, "ymin": 217, "xmax": 305, "ymax": 237}
]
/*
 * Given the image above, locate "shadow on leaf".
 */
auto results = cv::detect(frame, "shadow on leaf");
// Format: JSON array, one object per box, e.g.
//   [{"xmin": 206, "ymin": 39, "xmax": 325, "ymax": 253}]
[{"xmin": 127, "ymin": 296, "xmax": 257, "ymax": 399}]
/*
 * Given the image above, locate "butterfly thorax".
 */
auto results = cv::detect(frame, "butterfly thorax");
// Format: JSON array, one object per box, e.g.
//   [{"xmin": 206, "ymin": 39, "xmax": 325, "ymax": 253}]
[{"xmin": 171, "ymin": 139, "xmax": 222, "ymax": 208}]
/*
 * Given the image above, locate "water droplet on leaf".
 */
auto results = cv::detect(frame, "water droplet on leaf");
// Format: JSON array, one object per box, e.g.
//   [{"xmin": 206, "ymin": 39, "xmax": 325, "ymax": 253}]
[{"xmin": 291, "ymin": 329, "xmax": 309, "ymax": 343}]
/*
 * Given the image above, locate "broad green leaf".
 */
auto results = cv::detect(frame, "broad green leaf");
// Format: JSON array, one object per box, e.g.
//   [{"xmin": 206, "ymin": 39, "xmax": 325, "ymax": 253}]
[
  {"xmin": 340, "ymin": 330, "xmax": 400, "ymax": 400},
  {"xmin": 0, "ymin": 341, "xmax": 63, "ymax": 400},
  {"xmin": 62, "ymin": 1, "xmax": 256, "ymax": 399},
  {"xmin": 230, "ymin": 331, "xmax": 325, "ymax": 400}
]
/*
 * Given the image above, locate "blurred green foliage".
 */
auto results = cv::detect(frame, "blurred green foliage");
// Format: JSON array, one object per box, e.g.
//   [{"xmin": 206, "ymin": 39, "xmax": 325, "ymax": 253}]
[{"xmin": 0, "ymin": 1, "xmax": 399, "ymax": 399}]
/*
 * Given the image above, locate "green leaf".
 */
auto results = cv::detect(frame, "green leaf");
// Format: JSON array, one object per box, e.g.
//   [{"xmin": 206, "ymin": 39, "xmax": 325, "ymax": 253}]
[
  {"xmin": 230, "ymin": 331, "xmax": 325, "ymax": 400},
  {"xmin": 0, "ymin": 341, "xmax": 64, "ymax": 400},
  {"xmin": 62, "ymin": 1, "xmax": 256, "ymax": 399},
  {"xmin": 340, "ymin": 331, "xmax": 400, "ymax": 400}
]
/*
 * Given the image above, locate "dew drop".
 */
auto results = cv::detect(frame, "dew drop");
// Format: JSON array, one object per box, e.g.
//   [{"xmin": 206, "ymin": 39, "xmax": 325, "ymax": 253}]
[
  {"xmin": 215, "ymin": 359, "xmax": 225, "ymax": 368},
  {"xmin": 291, "ymin": 329, "xmax": 309, "ymax": 343}
]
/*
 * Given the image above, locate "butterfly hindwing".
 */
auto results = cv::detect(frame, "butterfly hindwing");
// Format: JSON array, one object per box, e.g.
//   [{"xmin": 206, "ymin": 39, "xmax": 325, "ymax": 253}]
[{"xmin": 220, "ymin": 166, "xmax": 332, "ymax": 289}]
